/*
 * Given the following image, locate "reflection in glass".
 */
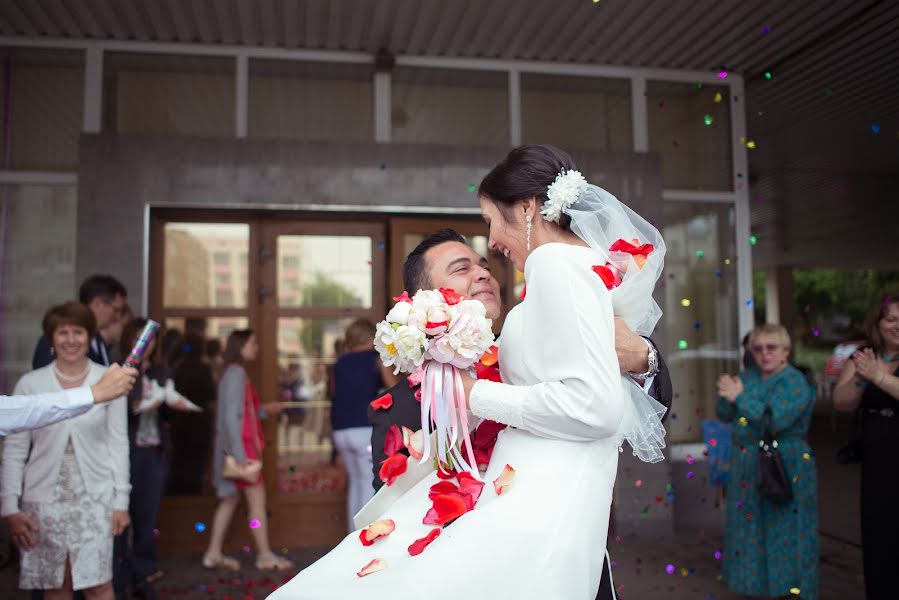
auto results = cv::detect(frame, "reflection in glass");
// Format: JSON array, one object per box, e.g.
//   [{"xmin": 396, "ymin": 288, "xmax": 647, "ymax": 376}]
[
  {"xmin": 662, "ymin": 202, "xmax": 739, "ymax": 442},
  {"xmin": 162, "ymin": 316, "xmax": 248, "ymax": 496},
  {"xmin": 277, "ymin": 317, "xmax": 353, "ymax": 494},
  {"xmin": 164, "ymin": 223, "xmax": 249, "ymax": 308},
  {"xmin": 277, "ymin": 236, "xmax": 372, "ymax": 308},
  {"xmin": 647, "ymin": 81, "xmax": 733, "ymax": 191}
]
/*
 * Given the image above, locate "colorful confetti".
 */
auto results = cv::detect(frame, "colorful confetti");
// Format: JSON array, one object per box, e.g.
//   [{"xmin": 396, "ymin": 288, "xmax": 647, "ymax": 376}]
[
  {"xmin": 713, "ymin": 92, "xmax": 722, "ymax": 103},
  {"xmin": 686, "ymin": 455, "xmax": 695, "ymax": 465},
  {"xmin": 704, "ymin": 114, "xmax": 713, "ymax": 126},
  {"xmin": 764, "ymin": 71, "xmax": 772, "ymax": 80},
  {"xmin": 681, "ymin": 298, "xmax": 691, "ymax": 307},
  {"xmin": 250, "ymin": 519, "xmax": 261, "ymax": 529},
  {"xmin": 678, "ymin": 339, "xmax": 688, "ymax": 350},
  {"xmin": 790, "ymin": 587, "xmax": 801, "ymax": 595},
  {"xmin": 467, "ymin": 184, "xmax": 476, "ymax": 192},
  {"xmin": 749, "ymin": 235, "xmax": 758, "ymax": 245},
  {"xmin": 812, "ymin": 327, "xmax": 820, "ymax": 337},
  {"xmin": 802, "ymin": 452, "xmax": 811, "ymax": 461},
  {"xmin": 871, "ymin": 124, "xmax": 881, "ymax": 134},
  {"xmin": 666, "ymin": 564, "xmax": 676, "ymax": 575},
  {"xmin": 693, "ymin": 321, "xmax": 701, "ymax": 329},
  {"xmin": 738, "ymin": 416, "xmax": 748, "ymax": 426},
  {"xmin": 717, "ymin": 71, "xmax": 728, "ymax": 79},
  {"xmin": 746, "ymin": 141, "xmax": 757, "ymax": 149},
  {"xmin": 714, "ymin": 550, "xmax": 722, "ymax": 560},
  {"xmin": 686, "ymin": 471, "xmax": 695, "ymax": 479},
  {"xmin": 696, "ymin": 250, "xmax": 704, "ymax": 258},
  {"xmin": 635, "ymin": 479, "xmax": 643, "ymax": 487},
  {"xmin": 194, "ymin": 522, "xmax": 206, "ymax": 533}
]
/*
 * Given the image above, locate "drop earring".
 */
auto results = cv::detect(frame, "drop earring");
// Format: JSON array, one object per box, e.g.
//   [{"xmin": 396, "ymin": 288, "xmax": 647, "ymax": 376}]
[{"xmin": 526, "ymin": 212, "xmax": 532, "ymax": 253}]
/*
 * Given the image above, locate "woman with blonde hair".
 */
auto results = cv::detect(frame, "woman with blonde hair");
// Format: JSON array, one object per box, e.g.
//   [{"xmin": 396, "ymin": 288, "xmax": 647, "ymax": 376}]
[
  {"xmin": 2, "ymin": 302, "xmax": 130, "ymax": 600},
  {"xmin": 833, "ymin": 296, "xmax": 899, "ymax": 599},
  {"xmin": 716, "ymin": 323, "xmax": 818, "ymax": 599}
]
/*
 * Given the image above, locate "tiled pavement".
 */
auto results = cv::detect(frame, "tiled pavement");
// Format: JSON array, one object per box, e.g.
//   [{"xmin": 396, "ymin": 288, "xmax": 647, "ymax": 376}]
[{"xmin": 0, "ymin": 531, "xmax": 863, "ymax": 599}]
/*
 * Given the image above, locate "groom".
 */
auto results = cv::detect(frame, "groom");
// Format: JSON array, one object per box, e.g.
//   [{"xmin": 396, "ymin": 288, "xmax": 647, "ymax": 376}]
[{"xmin": 369, "ymin": 228, "xmax": 672, "ymax": 600}]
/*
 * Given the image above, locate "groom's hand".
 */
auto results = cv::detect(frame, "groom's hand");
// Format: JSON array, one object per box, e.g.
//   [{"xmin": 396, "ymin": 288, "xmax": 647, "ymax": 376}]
[{"xmin": 614, "ymin": 317, "xmax": 649, "ymax": 374}]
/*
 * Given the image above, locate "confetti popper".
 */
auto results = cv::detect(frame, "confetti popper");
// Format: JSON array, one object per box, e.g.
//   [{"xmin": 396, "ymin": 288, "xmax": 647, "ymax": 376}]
[{"xmin": 124, "ymin": 320, "xmax": 160, "ymax": 368}]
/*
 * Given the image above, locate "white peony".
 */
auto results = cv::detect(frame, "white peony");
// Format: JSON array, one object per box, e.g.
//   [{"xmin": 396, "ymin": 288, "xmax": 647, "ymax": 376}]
[
  {"xmin": 394, "ymin": 325, "xmax": 428, "ymax": 370},
  {"xmin": 427, "ymin": 300, "xmax": 494, "ymax": 368},
  {"xmin": 408, "ymin": 289, "xmax": 450, "ymax": 335},
  {"xmin": 373, "ymin": 320, "xmax": 402, "ymax": 374},
  {"xmin": 542, "ymin": 169, "xmax": 587, "ymax": 223},
  {"xmin": 386, "ymin": 300, "xmax": 412, "ymax": 325}
]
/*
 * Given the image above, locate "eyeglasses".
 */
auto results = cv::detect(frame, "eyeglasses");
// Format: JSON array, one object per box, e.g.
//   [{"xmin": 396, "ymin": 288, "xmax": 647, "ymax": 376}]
[{"xmin": 751, "ymin": 343, "xmax": 782, "ymax": 353}]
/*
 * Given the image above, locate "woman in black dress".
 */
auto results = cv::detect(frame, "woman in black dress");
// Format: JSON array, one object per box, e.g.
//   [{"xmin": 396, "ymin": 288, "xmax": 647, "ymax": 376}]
[{"xmin": 833, "ymin": 297, "xmax": 899, "ymax": 600}]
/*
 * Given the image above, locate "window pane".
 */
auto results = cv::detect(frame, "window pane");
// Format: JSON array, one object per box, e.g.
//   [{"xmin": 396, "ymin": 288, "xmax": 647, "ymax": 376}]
[
  {"xmin": 662, "ymin": 202, "xmax": 740, "ymax": 442},
  {"xmin": 277, "ymin": 317, "xmax": 353, "ymax": 494},
  {"xmin": 164, "ymin": 223, "xmax": 249, "ymax": 308},
  {"xmin": 392, "ymin": 67, "xmax": 508, "ymax": 145},
  {"xmin": 1, "ymin": 48, "xmax": 83, "ymax": 171},
  {"xmin": 648, "ymin": 81, "xmax": 733, "ymax": 191},
  {"xmin": 277, "ymin": 236, "xmax": 372, "ymax": 308},
  {"xmin": 105, "ymin": 53, "xmax": 234, "ymax": 137},
  {"xmin": 0, "ymin": 184, "xmax": 77, "ymax": 391},
  {"xmin": 522, "ymin": 74, "xmax": 631, "ymax": 152},
  {"xmin": 162, "ymin": 316, "xmax": 248, "ymax": 496},
  {"xmin": 248, "ymin": 60, "xmax": 373, "ymax": 142}
]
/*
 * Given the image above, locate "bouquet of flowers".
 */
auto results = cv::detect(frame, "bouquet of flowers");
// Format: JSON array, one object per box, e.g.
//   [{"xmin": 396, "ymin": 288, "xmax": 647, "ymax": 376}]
[{"xmin": 374, "ymin": 288, "xmax": 495, "ymax": 476}]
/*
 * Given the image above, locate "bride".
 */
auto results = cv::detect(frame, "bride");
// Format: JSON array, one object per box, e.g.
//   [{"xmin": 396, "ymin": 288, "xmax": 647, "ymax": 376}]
[{"xmin": 269, "ymin": 144, "xmax": 666, "ymax": 600}]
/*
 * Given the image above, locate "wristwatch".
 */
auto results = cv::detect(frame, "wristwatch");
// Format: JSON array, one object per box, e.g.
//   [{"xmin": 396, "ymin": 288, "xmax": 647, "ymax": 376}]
[{"xmin": 628, "ymin": 337, "xmax": 660, "ymax": 380}]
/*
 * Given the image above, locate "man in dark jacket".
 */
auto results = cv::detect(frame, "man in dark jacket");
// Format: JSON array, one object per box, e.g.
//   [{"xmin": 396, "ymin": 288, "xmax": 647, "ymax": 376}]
[{"xmin": 369, "ymin": 229, "xmax": 672, "ymax": 600}]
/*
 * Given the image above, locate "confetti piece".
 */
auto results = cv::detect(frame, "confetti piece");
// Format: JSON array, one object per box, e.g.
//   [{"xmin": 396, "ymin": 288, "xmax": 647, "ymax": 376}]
[
  {"xmin": 693, "ymin": 321, "xmax": 701, "ymax": 329},
  {"xmin": 717, "ymin": 71, "xmax": 728, "ymax": 79},
  {"xmin": 243, "ymin": 545, "xmax": 251, "ymax": 553},
  {"xmin": 152, "ymin": 528, "xmax": 160, "ymax": 539},
  {"xmin": 680, "ymin": 567, "xmax": 689, "ymax": 577},
  {"xmin": 704, "ymin": 114, "xmax": 713, "ymax": 126},
  {"xmin": 812, "ymin": 327, "xmax": 820, "ymax": 337},
  {"xmin": 467, "ymin": 184, "xmax": 476, "ymax": 192},
  {"xmin": 746, "ymin": 141, "xmax": 757, "ymax": 149},
  {"xmin": 695, "ymin": 82, "xmax": 703, "ymax": 89},
  {"xmin": 686, "ymin": 471, "xmax": 695, "ymax": 479},
  {"xmin": 764, "ymin": 71, "xmax": 772, "ymax": 80},
  {"xmin": 194, "ymin": 522, "xmax": 206, "ymax": 533},
  {"xmin": 762, "ymin": 25, "xmax": 771, "ymax": 34},
  {"xmin": 678, "ymin": 340, "xmax": 688, "ymax": 350},
  {"xmin": 724, "ymin": 259, "xmax": 731, "ymax": 265},
  {"xmin": 749, "ymin": 235, "xmax": 758, "ymax": 245},
  {"xmin": 713, "ymin": 92, "xmax": 722, "ymax": 103},
  {"xmin": 871, "ymin": 124, "xmax": 881, "ymax": 134},
  {"xmin": 666, "ymin": 564, "xmax": 676, "ymax": 575},
  {"xmin": 790, "ymin": 587, "xmax": 801, "ymax": 595},
  {"xmin": 686, "ymin": 455, "xmax": 695, "ymax": 465},
  {"xmin": 709, "ymin": 438, "xmax": 717, "ymax": 447},
  {"xmin": 746, "ymin": 299, "xmax": 753, "ymax": 307},
  {"xmin": 250, "ymin": 519, "xmax": 261, "ymax": 529},
  {"xmin": 714, "ymin": 270, "xmax": 722, "ymax": 278},
  {"xmin": 635, "ymin": 479, "xmax": 643, "ymax": 487},
  {"xmin": 681, "ymin": 298, "xmax": 691, "ymax": 307},
  {"xmin": 738, "ymin": 417, "xmax": 748, "ymax": 426},
  {"xmin": 714, "ymin": 551, "xmax": 722, "ymax": 560}
]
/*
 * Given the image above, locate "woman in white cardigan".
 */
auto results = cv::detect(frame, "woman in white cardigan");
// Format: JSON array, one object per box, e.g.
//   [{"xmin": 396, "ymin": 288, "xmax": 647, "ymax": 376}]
[{"xmin": 1, "ymin": 302, "xmax": 130, "ymax": 600}]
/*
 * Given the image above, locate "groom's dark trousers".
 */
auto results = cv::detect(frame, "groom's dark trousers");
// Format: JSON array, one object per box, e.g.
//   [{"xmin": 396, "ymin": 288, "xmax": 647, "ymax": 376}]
[{"xmin": 369, "ymin": 341, "xmax": 673, "ymax": 600}]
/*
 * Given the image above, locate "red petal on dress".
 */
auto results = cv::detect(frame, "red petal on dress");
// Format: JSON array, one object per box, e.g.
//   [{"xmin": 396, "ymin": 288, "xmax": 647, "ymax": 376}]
[
  {"xmin": 359, "ymin": 519, "xmax": 396, "ymax": 546},
  {"xmin": 408, "ymin": 528, "xmax": 442, "ymax": 556},
  {"xmin": 592, "ymin": 264, "xmax": 622, "ymax": 290},
  {"xmin": 426, "ymin": 493, "xmax": 470, "ymax": 525},
  {"xmin": 493, "ymin": 464, "xmax": 516, "ymax": 495},
  {"xmin": 356, "ymin": 558, "xmax": 387, "ymax": 577},
  {"xmin": 378, "ymin": 454, "xmax": 408, "ymax": 486},
  {"xmin": 439, "ymin": 288, "xmax": 464, "ymax": 305},
  {"xmin": 435, "ymin": 467, "xmax": 457, "ymax": 480},
  {"xmin": 370, "ymin": 393, "xmax": 393, "ymax": 411},
  {"xmin": 392, "ymin": 291, "xmax": 412, "ymax": 303},
  {"xmin": 428, "ymin": 480, "xmax": 457, "ymax": 500},
  {"xmin": 474, "ymin": 362, "xmax": 502, "ymax": 382},
  {"xmin": 519, "ymin": 285, "xmax": 527, "ymax": 300},
  {"xmin": 456, "ymin": 472, "xmax": 486, "ymax": 505},
  {"xmin": 414, "ymin": 388, "xmax": 422, "ymax": 402},
  {"xmin": 383, "ymin": 424, "xmax": 404, "ymax": 457}
]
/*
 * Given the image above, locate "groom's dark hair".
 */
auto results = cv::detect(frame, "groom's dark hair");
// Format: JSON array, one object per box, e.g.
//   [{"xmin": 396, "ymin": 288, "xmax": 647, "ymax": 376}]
[{"xmin": 402, "ymin": 228, "xmax": 467, "ymax": 293}]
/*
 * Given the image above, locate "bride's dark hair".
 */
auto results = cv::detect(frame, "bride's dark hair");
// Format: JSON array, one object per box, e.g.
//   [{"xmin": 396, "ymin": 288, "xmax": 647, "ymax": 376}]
[{"xmin": 478, "ymin": 144, "xmax": 578, "ymax": 231}]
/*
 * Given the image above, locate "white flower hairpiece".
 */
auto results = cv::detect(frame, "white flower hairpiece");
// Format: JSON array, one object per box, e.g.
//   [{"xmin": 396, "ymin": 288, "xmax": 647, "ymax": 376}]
[{"xmin": 542, "ymin": 169, "xmax": 587, "ymax": 223}]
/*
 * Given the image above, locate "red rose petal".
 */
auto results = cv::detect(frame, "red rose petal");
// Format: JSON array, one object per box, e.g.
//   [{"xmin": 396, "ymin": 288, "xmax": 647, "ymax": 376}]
[
  {"xmin": 408, "ymin": 528, "xmax": 442, "ymax": 556},
  {"xmin": 439, "ymin": 288, "xmax": 464, "ymax": 305},
  {"xmin": 414, "ymin": 388, "xmax": 422, "ymax": 402},
  {"xmin": 428, "ymin": 480, "xmax": 457, "ymax": 500},
  {"xmin": 406, "ymin": 428, "xmax": 424, "ymax": 460},
  {"xmin": 456, "ymin": 472, "xmax": 486, "ymax": 505},
  {"xmin": 592, "ymin": 264, "xmax": 622, "ymax": 290},
  {"xmin": 356, "ymin": 558, "xmax": 387, "ymax": 577},
  {"xmin": 392, "ymin": 291, "xmax": 412, "ymax": 303},
  {"xmin": 479, "ymin": 345, "xmax": 499, "ymax": 367},
  {"xmin": 425, "ymin": 492, "xmax": 471, "ymax": 525},
  {"xmin": 370, "ymin": 393, "xmax": 393, "ymax": 411},
  {"xmin": 519, "ymin": 285, "xmax": 527, "ymax": 300},
  {"xmin": 359, "ymin": 519, "xmax": 395, "ymax": 546},
  {"xmin": 493, "ymin": 464, "xmax": 516, "ymax": 495},
  {"xmin": 436, "ymin": 467, "xmax": 457, "ymax": 480},
  {"xmin": 383, "ymin": 424, "xmax": 404, "ymax": 457},
  {"xmin": 379, "ymin": 454, "xmax": 408, "ymax": 486}
]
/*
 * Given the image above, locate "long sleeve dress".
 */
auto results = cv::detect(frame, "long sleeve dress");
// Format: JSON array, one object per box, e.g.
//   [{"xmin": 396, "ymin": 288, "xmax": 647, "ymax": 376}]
[
  {"xmin": 716, "ymin": 365, "xmax": 818, "ymax": 600},
  {"xmin": 268, "ymin": 243, "xmax": 627, "ymax": 600}
]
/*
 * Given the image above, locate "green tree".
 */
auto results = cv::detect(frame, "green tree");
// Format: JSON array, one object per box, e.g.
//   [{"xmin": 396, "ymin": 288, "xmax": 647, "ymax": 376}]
[{"xmin": 295, "ymin": 274, "xmax": 363, "ymax": 356}]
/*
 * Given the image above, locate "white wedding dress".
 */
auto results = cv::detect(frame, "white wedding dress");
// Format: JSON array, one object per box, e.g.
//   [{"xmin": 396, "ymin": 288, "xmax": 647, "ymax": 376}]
[{"xmin": 270, "ymin": 243, "xmax": 628, "ymax": 600}]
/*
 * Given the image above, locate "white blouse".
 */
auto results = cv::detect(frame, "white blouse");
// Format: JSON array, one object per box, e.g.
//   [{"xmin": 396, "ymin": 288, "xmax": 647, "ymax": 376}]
[
  {"xmin": 1, "ymin": 362, "xmax": 130, "ymax": 516},
  {"xmin": 0, "ymin": 387, "xmax": 94, "ymax": 436}
]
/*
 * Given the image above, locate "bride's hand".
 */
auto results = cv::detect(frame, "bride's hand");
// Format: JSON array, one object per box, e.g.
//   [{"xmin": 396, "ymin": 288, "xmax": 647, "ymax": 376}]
[{"xmin": 461, "ymin": 369, "xmax": 479, "ymax": 403}]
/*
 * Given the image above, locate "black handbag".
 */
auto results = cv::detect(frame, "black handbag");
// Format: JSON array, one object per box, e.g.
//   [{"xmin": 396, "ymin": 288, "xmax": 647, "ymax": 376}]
[{"xmin": 758, "ymin": 407, "xmax": 794, "ymax": 504}]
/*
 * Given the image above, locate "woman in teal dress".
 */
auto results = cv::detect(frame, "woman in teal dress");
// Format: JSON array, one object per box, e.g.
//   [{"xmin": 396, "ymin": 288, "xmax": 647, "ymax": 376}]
[{"xmin": 716, "ymin": 324, "xmax": 818, "ymax": 600}]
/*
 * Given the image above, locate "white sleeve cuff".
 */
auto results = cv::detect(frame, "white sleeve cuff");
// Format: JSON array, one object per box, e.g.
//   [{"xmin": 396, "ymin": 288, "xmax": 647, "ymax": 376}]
[{"xmin": 469, "ymin": 380, "xmax": 523, "ymax": 429}]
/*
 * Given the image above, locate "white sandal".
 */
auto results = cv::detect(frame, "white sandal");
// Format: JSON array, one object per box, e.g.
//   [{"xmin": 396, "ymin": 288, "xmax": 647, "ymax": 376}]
[{"xmin": 202, "ymin": 553, "xmax": 240, "ymax": 571}]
